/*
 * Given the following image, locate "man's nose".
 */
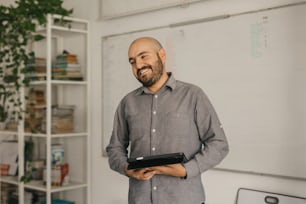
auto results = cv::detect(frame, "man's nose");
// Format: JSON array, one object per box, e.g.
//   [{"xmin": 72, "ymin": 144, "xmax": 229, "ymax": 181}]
[{"xmin": 135, "ymin": 59, "xmax": 144, "ymax": 70}]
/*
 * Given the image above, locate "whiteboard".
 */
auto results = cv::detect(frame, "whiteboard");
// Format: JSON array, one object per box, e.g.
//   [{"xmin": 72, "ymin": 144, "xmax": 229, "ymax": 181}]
[
  {"xmin": 100, "ymin": 0, "xmax": 204, "ymax": 19},
  {"xmin": 102, "ymin": 4, "xmax": 306, "ymax": 179},
  {"xmin": 237, "ymin": 188, "xmax": 306, "ymax": 204}
]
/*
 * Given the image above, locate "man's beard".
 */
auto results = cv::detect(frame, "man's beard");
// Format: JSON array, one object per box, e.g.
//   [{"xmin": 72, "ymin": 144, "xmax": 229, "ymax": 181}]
[{"xmin": 137, "ymin": 55, "xmax": 164, "ymax": 87}]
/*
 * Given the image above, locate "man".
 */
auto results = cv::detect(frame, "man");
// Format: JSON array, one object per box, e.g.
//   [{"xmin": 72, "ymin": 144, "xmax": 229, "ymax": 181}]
[{"xmin": 106, "ymin": 37, "xmax": 229, "ymax": 204}]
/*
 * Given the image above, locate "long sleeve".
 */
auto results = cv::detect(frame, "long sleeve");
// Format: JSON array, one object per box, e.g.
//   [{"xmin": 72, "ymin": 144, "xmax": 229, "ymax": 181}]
[
  {"xmin": 184, "ymin": 88, "xmax": 229, "ymax": 178},
  {"xmin": 106, "ymin": 100, "xmax": 129, "ymax": 176}
]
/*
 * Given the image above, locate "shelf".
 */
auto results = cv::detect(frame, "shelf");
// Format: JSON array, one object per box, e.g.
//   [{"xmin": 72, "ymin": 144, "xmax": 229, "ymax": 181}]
[
  {"xmin": 36, "ymin": 14, "xmax": 88, "ymax": 36},
  {"xmin": 0, "ymin": 131, "xmax": 18, "ymax": 136},
  {"xmin": 51, "ymin": 26, "xmax": 88, "ymax": 34},
  {"xmin": 24, "ymin": 132, "xmax": 89, "ymax": 138},
  {"xmin": 0, "ymin": 176, "xmax": 19, "ymax": 185},
  {"xmin": 35, "ymin": 28, "xmax": 87, "ymax": 39},
  {"xmin": 51, "ymin": 80, "xmax": 88, "ymax": 85},
  {"xmin": 0, "ymin": 14, "xmax": 91, "ymax": 204},
  {"xmin": 24, "ymin": 180, "xmax": 88, "ymax": 193},
  {"xmin": 29, "ymin": 80, "xmax": 88, "ymax": 86},
  {"xmin": 52, "ymin": 14, "xmax": 89, "ymax": 24}
]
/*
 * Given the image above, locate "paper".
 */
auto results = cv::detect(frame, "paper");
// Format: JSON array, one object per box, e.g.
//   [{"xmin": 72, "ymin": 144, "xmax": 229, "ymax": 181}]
[{"xmin": 0, "ymin": 141, "xmax": 18, "ymax": 175}]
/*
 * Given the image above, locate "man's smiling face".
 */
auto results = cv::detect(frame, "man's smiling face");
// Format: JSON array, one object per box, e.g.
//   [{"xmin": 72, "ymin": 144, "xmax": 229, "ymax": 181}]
[{"xmin": 128, "ymin": 38, "xmax": 165, "ymax": 87}]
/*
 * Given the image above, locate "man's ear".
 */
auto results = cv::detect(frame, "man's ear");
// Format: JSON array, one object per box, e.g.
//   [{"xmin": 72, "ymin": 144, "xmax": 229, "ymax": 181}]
[{"xmin": 158, "ymin": 48, "xmax": 166, "ymax": 64}]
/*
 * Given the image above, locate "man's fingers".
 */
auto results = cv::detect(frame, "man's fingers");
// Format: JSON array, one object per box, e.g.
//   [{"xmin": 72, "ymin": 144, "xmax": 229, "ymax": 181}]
[{"xmin": 131, "ymin": 169, "xmax": 156, "ymax": 180}]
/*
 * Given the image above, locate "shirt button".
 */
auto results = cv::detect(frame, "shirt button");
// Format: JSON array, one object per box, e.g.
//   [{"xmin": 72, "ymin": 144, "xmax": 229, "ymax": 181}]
[
  {"xmin": 153, "ymin": 111, "xmax": 156, "ymax": 115},
  {"xmin": 152, "ymin": 129, "xmax": 156, "ymax": 133},
  {"xmin": 152, "ymin": 147, "xmax": 156, "ymax": 151},
  {"xmin": 154, "ymin": 95, "xmax": 158, "ymax": 98},
  {"xmin": 153, "ymin": 186, "xmax": 157, "ymax": 190}
]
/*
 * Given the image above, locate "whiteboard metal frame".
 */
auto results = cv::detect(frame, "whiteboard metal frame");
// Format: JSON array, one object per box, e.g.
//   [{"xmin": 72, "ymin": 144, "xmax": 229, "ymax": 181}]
[{"xmin": 100, "ymin": 0, "xmax": 205, "ymax": 20}]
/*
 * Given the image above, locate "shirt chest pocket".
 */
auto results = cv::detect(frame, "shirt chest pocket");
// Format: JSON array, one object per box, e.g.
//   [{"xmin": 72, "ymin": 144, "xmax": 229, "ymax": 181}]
[{"xmin": 162, "ymin": 112, "xmax": 194, "ymax": 138}]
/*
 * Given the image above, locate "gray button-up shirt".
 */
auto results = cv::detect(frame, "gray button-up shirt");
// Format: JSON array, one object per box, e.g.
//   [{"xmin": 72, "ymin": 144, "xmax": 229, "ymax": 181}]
[{"xmin": 106, "ymin": 73, "xmax": 229, "ymax": 204}]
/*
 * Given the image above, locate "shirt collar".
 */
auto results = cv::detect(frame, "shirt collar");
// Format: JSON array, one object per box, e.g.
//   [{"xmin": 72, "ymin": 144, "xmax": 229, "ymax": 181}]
[
  {"xmin": 135, "ymin": 72, "xmax": 177, "ymax": 95},
  {"xmin": 165, "ymin": 72, "xmax": 176, "ymax": 90}
]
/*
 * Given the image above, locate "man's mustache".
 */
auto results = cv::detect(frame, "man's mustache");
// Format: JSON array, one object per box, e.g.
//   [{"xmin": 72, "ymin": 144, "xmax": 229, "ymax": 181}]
[{"xmin": 137, "ymin": 66, "xmax": 152, "ymax": 76}]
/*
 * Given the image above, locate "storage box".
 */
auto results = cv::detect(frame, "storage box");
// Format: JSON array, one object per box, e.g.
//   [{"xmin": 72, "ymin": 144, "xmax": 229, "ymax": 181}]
[
  {"xmin": 41, "ymin": 105, "xmax": 75, "ymax": 133},
  {"xmin": 41, "ymin": 199, "xmax": 74, "ymax": 204}
]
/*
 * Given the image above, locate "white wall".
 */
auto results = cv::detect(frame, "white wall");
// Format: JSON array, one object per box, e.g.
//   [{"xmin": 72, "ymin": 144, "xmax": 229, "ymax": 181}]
[
  {"xmin": 87, "ymin": 1, "xmax": 306, "ymax": 203},
  {"xmin": 82, "ymin": 0, "xmax": 306, "ymax": 203},
  {"xmin": 4, "ymin": 0, "xmax": 306, "ymax": 203}
]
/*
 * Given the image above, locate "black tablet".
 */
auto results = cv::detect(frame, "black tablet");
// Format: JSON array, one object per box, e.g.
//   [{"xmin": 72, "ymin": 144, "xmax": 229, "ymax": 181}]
[{"xmin": 127, "ymin": 152, "xmax": 187, "ymax": 170}]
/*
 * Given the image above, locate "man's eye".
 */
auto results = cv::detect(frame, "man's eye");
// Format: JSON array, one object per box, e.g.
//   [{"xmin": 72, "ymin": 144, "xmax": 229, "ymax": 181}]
[
  {"xmin": 140, "ymin": 55, "xmax": 147, "ymax": 59},
  {"xmin": 129, "ymin": 60, "xmax": 135, "ymax": 65}
]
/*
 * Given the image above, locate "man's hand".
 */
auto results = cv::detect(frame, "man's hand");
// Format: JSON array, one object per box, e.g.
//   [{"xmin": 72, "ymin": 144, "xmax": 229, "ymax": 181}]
[
  {"xmin": 149, "ymin": 163, "xmax": 187, "ymax": 178},
  {"xmin": 125, "ymin": 164, "xmax": 187, "ymax": 180},
  {"xmin": 125, "ymin": 165, "xmax": 156, "ymax": 181}
]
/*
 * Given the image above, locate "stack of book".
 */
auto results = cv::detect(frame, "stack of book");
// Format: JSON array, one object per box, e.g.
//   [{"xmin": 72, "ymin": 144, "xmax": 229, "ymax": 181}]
[
  {"xmin": 52, "ymin": 53, "xmax": 83, "ymax": 81},
  {"xmin": 25, "ymin": 89, "xmax": 46, "ymax": 133},
  {"xmin": 25, "ymin": 57, "xmax": 47, "ymax": 81}
]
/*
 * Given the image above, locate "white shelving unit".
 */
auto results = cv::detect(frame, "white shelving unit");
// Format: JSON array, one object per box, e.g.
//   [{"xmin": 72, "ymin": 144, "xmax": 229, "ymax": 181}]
[{"xmin": 0, "ymin": 14, "xmax": 91, "ymax": 204}]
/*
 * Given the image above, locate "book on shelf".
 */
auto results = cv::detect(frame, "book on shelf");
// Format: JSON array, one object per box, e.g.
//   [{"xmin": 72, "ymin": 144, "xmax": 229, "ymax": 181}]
[
  {"xmin": 52, "ymin": 67, "xmax": 81, "ymax": 73},
  {"xmin": 53, "ymin": 62, "xmax": 81, "ymax": 69},
  {"xmin": 24, "ymin": 57, "xmax": 47, "ymax": 81},
  {"xmin": 25, "ymin": 73, "xmax": 47, "ymax": 81},
  {"xmin": 52, "ymin": 75, "xmax": 83, "ymax": 81},
  {"xmin": 27, "ymin": 57, "xmax": 47, "ymax": 67},
  {"xmin": 26, "ymin": 57, "xmax": 47, "ymax": 72},
  {"xmin": 56, "ymin": 53, "xmax": 78, "ymax": 64},
  {"xmin": 51, "ymin": 144, "xmax": 65, "ymax": 165},
  {"xmin": 53, "ymin": 71, "xmax": 82, "ymax": 77},
  {"xmin": 52, "ymin": 52, "xmax": 83, "ymax": 81},
  {"xmin": 52, "ymin": 77, "xmax": 83, "ymax": 81}
]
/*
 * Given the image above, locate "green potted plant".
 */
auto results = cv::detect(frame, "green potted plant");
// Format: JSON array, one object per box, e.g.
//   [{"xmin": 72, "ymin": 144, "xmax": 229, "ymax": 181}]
[
  {"xmin": 0, "ymin": 0, "xmax": 73, "ymax": 182},
  {"xmin": 0, "ymin": 0, "xmax": 73, "ymax": 127}
]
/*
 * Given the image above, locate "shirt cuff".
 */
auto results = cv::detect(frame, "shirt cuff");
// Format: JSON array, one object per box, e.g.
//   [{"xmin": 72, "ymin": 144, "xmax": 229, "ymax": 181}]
[
  {"xmin": 184, "ymin": 159, "xmax": 201, "ymax": 178},
  {"xmin": 119, "ymin": 162, "xmax": 129, "ymax": 176}
]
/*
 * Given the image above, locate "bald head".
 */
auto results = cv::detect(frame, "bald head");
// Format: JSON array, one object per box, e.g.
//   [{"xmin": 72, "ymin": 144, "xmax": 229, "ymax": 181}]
[
  {"xmin": 128, "ymin": 36, "xmax": 167, "ymax": 68},
  {"xmin": 129, "ymin": 37, "xmax": 163, "ymax": 53}
]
